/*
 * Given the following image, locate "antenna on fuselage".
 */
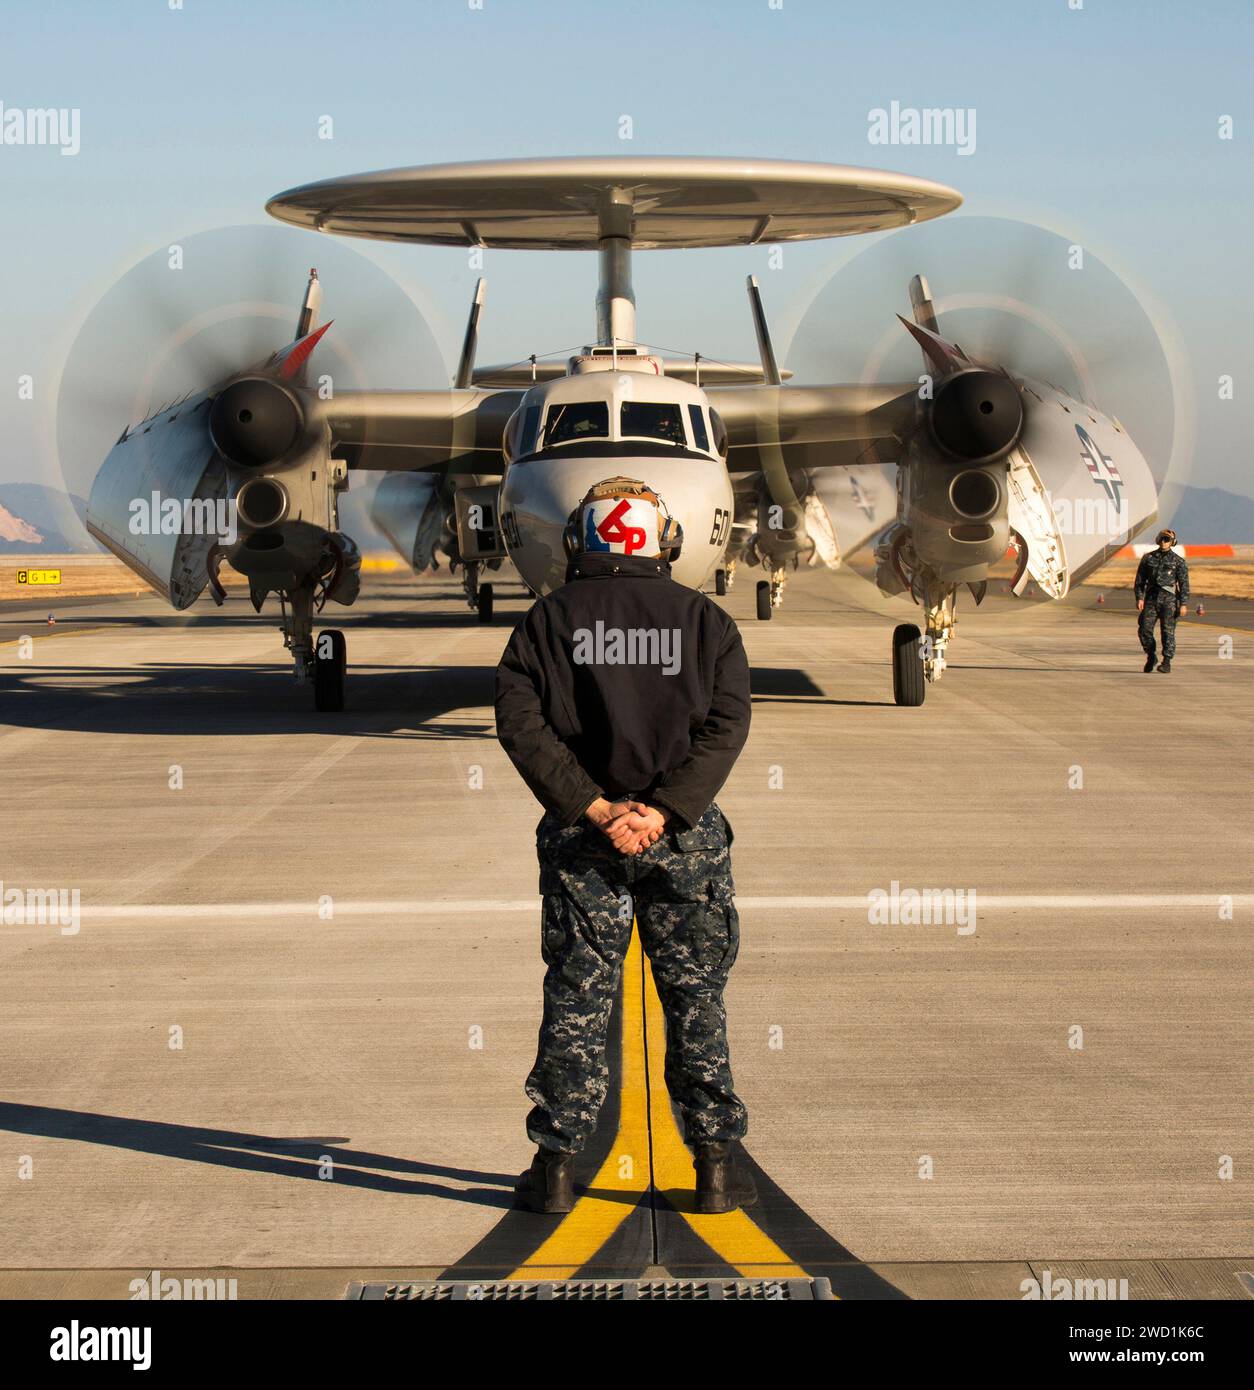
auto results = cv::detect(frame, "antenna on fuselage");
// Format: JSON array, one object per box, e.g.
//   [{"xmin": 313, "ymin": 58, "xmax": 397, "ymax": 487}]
[
  {"xmin": 745, "ymin": 276, "xmax": 782, "ymax": 386},
  {"xmin": 296, "ymin": 268, "xmax": 321, "ymax": 340},
  {"xmin": 455, "ymin": 278, "xmax": 486, "ymax": 389},
  {"xmin": 908, "ymin": 273, "xmax": 939, "ymax": 334}
]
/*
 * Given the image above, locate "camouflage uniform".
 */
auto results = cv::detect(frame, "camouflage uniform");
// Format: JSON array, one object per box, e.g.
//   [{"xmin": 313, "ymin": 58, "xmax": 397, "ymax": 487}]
[
  {"xmin": 525, "ymin": 801, "xmax": 746, "ymax": 1155},
  {"xmin": 1135, "ymin": 547, "xmax": 1190, "ymax": 661}
]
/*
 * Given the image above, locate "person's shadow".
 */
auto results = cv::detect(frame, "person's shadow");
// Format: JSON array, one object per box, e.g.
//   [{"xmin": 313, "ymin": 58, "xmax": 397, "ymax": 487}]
[
  {"xmin": 0, "ymin": 1102, "xmax": 638, "ymax": 1211},
  {"xmin": 0, "ymin": 1102, "xmax": 518, "ymax": 1207}
]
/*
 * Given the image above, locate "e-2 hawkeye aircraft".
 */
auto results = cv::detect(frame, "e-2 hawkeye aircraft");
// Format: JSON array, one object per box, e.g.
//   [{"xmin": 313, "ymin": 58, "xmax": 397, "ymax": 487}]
[{"xmin": 86, "ymin": 157, "xmax": 1158, "ymax": 709}]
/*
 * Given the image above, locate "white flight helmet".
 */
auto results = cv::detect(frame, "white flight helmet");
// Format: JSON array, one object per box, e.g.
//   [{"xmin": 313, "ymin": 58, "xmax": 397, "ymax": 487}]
[{"xmin": 563, "ymin": 476, "xmax": 683, "ymax": 560}]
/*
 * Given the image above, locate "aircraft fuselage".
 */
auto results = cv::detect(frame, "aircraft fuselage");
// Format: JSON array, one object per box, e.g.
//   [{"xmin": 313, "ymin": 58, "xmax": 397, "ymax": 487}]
[{"xmin": 499, "ymin": 353, "xmax": 734, "ymax": 593}]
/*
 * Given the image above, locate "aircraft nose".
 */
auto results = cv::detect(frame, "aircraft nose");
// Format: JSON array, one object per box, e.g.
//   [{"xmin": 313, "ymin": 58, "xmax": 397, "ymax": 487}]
[{"xmin": 500, "ymin": 451, "xmax": 733, "ymax": 595}]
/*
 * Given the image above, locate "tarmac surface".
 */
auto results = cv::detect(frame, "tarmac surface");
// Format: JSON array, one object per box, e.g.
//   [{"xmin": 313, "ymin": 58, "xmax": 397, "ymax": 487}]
[{"xmin": 0, "ymin": 565, "xmax": 1251, "ymax": 1300}]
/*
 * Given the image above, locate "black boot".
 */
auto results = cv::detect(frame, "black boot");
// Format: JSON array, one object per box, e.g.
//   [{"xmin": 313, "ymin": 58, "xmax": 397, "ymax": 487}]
[
  {"xmin": 1143, "ymin": 654, "xmax": 1156, "ymax": 673},
  {"xmin": 1157, "ymin": 658, "xmax": 1172, "ymax": 673},
  {"xmin": 514, "ymin": 1148, "xmax": 576, "ymax": 1214},
  {"xmin": 694, "ymin": 1142, "xmax": 758, "ymax": 1214}
]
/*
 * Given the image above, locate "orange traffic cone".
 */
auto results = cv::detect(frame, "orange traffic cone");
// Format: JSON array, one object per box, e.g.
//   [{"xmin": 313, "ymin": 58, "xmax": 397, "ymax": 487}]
[
  {"xmin": 1197, "ymin": 601, "xmax": 1205, "ymax": 616},
  {"xmin": 1096, "ymin": 593, "xmax": 1105, "ymax": 605}
]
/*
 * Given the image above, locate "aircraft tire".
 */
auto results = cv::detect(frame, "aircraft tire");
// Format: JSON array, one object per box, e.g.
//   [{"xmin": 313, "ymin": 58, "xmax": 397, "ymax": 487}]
[
  {"xmin": 756, "ymin": 581, "xmax": 772, "ymax": 621},
  {"xmin": 314, "ymin": 629, "xmax": 347, "ymax": 712},
  {"xmin": 892, "ymin": 623, "xmax": 925, "ymax": 706}
]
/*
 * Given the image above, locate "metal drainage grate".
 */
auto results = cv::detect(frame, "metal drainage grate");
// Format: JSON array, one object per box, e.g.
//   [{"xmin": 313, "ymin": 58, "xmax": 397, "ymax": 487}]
[{"xmin": 346, "ymin": 1278, "xmax": 833, "ymax": 1301}]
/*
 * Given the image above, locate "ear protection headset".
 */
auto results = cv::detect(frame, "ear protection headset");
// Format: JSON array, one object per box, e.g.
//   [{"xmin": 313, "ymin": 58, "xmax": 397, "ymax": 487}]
[{"xmin": 562, "ymin": 476, "xmax": 684, "ymax": 560}]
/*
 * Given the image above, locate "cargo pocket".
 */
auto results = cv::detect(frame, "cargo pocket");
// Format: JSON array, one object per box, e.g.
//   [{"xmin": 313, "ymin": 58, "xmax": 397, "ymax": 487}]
[
  {"xmin": 710, "ymin": 881, "xmax": 741, "ymax": 975},
  {"xmin": 538, "ymin": 865, "xmax": 570, "ymax": 967}
]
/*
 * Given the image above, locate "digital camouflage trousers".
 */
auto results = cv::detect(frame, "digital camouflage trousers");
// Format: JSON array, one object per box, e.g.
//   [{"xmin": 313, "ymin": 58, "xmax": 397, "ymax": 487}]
[
  {"xmin": 525, "ymin": 802, "xmax": 747, "ymax": 1154},
  {"xmin": 1139, "ymin": 593, "xmax": 1181, "ymax": 660}
]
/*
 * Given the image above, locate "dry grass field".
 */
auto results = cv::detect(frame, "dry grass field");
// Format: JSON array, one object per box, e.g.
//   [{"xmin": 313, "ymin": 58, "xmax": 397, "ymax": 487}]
[
  {"xmin": 1079, "ymin": 545, "xmax": 1254, "ymax": 601},
  {"xmin": 4, "ymin": 547, "xmax": 1253, "ymax": 605},
  {"xmin": 0, "ymin": 552, "xmax": 412, "ymax": 603}
]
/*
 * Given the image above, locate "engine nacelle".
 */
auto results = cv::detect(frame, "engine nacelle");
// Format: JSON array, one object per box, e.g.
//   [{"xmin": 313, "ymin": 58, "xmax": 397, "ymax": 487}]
[
  {"xmin": 892, "ymin": 369, "xmax": 1026, "ymax": 582},
  {"xmin": 209, "ymin": 377, "xmax": 305, "ymax": 468},
  {"xmin": 222, "ymin": 422, "xmax": 345, "ymax": 593},
  {"xmin": 87, "ymin": 389, "xmax": 228, "ymax": 609},
  {"xmin": 928, "ymin": 369, "xmax": 1024, "ymax": 463},
  {"xmin": 89, "ymin": 376, "xmax": 354, "ymax": 608},
  {"xmin": 749, "ymin": 474, "xmax": 814, "ymax": 568},
  {"xmin": 898, "ymin": 444, "xmax": 1010, "ymax": 583},
  {"xmin": 369, "ymin": 471, "xmax": 445, "ymax": 572}
]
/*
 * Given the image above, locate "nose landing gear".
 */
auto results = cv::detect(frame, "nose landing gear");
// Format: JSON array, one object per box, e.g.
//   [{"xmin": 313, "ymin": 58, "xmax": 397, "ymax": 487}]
[
  {"xmin": 755, "ymin": 568, "xmax": 787, "ymax": 620},
  {"xmin": 461, "ymin": 560, "xmax": 496, "ymax": 624}
]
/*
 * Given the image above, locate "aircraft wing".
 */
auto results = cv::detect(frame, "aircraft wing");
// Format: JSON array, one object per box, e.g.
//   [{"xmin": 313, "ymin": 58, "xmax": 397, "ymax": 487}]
[
  {"xmin": 315, "ymin": 388, "xmax": 523, "ymax": 472},
  {"xmin": 707, "ymin": 382, "xmax": 915, "ymax": 470}
]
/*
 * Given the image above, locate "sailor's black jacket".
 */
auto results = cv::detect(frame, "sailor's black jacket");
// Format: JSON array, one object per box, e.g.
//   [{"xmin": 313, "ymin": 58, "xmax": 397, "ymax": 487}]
[
  {"xmin": 1135, "ymin": 548, "xmax": 1190, "ymax": 602},
  {"xmin": 494, "ymin": 553, "xmax": 751, "ymax": 828}
]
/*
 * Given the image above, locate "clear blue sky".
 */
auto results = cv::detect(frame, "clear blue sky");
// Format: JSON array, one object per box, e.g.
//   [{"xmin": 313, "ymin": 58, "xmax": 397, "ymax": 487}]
[{"xmin": 1, "ymin": 0, "xmax": 1249, "ymax": 497}]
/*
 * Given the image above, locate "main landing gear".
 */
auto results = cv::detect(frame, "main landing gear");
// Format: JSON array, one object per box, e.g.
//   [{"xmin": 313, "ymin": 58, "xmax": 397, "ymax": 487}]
[
  {"xmin": 755, "ymin": 568, "xmax": 786, "ymax": 621},
  {"xmin": 889, "ymin": 580, "xmax": 956, "ymax": 708},
  {"xmin": 891, "ymin": 624, "xmax": 925, "ymax": 706},
  {"xmin": 277, "ymin": 579, "xmax": 348, "ymax": 712}
]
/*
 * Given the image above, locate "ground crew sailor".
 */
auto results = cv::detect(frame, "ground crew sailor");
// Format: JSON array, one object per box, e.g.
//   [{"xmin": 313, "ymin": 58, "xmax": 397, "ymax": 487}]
[
  {"xmin": 495, "ymin": 476, "xmax": 756, "ymax": 1216},
  {"xmin": 1135, "ymin": 529, "xmax": 1189, "ymax": 673}
]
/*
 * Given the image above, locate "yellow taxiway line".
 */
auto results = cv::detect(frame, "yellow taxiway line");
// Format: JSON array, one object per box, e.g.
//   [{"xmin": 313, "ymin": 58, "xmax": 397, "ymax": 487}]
[
  {"xmin": 641, "ymin": 952, "xmax": 806, "ymax": 1279},
  {"xmin": 507, "ymin": 922, "xmax": 808, "ymax": 1282},
  {"xmin": 505, "ymin": 929, "xmax": 651, "ymax": 1279}
]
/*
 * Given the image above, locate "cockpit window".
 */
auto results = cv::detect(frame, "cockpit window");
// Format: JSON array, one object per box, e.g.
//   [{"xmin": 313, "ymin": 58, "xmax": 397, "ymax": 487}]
[
  {"xmin": 544, "ymin": 401, "xmax": 609, "ymax": 447},
  {"xmin": 709, "ymin": 409, "xmax": 728, "ymax": 457},
  {"xmin": 518, "ymin": 404, "xmax": 542, "ymax": 456},
  {"xmin": 621, "ymin": 401, "xmax": 686, "ymax": 445},
  {"xmin": 687, "ymin": 404, "xmax": 710, "ymax": 452}
]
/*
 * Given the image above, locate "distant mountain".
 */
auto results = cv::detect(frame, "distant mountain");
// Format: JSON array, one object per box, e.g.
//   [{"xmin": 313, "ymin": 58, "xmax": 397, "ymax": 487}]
[
  {"xmin": 1162, "ymin": 485, "xmax": 1254, "ymax": 543},
  {"xmin": 0, "ymin": 483, "xmax": 97, "ymax": 553},
  {"xmin": 0, "ymin": 501, "xmax": 41, "ymax": 546}
]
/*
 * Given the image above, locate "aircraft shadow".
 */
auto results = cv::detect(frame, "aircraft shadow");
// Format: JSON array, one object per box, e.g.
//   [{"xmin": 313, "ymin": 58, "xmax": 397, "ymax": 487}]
[
  {"xmin": 0, "ymin": 663, "xmax": 499, "ymax": 738},
  {"xmin": 0, "ymin": 664, "xmax": 838, "ymax": 734}
]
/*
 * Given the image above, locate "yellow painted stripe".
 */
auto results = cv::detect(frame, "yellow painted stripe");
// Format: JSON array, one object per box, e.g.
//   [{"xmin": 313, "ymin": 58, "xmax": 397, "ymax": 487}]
[
  {"xmin": 640, "ymin": 953, "xmax": 811, "ymax": 1280},
  {"xmin": 506, "ymin": 928, "xmax": 651, "ymax": 1279},
  {"xmin": 506, "ymin": 920, "xmax": 821, "ymax": 1286}
]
